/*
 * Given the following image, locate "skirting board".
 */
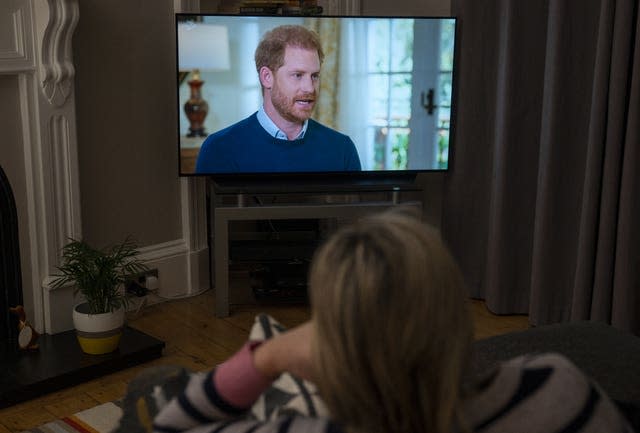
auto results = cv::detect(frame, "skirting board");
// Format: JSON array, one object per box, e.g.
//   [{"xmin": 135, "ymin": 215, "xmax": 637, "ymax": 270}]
[{"xmin": 43, "ymin": 240, "xmax": 209, "ymax": 334}]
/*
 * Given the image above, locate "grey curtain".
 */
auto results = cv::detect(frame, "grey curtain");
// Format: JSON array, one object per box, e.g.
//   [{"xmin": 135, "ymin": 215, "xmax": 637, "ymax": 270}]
[{"xmin": 443, "ymin": 0, "xmax": 640, "ymax": 335}]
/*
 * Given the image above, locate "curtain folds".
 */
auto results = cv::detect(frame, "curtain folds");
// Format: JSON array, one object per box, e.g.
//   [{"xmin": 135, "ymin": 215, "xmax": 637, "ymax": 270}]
[
  {"xmin": 445, "ymin": 0, "xmax": 640, "ymax": 335},
  {"xmin": 306, "ymin": 17, "xmax": 341, "ymax": 129}
]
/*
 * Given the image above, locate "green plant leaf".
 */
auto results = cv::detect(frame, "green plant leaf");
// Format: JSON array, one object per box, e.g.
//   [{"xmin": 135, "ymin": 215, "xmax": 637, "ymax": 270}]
[{"xmin": 50, "ymin": 237, "xmax": 149, "ymax": 315}]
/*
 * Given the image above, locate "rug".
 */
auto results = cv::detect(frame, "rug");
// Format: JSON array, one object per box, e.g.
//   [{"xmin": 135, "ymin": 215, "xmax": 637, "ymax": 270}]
[{"xmin": 24, "ymin": 401, "xmax": 123, "ymax": 433}]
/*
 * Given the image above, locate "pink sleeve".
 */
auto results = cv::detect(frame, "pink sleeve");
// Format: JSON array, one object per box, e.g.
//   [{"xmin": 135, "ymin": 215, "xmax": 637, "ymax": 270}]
[{"xmin": 212, "ymin": 341, "xmax": 273, "ymax": 408}]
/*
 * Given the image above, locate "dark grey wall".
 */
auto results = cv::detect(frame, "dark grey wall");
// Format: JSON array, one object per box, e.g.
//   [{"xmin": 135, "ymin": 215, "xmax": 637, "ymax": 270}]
[{"xmin": 73, "ymin": 0, "xmax": 182, "ymax": 248}]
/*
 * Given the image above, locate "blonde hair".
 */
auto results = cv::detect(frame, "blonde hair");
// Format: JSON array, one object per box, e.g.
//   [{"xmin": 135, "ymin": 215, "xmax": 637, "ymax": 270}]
[
  {"xmin": 309, "ymin": 209, "xmax": 472, "ymax": 433},
  {"xmin": 254, "ymin": 25, "xmax": 324, "ymax": 73}
]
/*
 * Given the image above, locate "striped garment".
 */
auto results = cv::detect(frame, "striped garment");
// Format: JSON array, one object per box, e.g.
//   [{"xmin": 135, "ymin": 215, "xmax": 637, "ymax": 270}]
[
  {"xmin": 151, "ymin": 348, "xmax": 633, "ymax": 433},
  {"xmin": 462, "ymin": 353, "xmax": 634, "ymax": 432}
]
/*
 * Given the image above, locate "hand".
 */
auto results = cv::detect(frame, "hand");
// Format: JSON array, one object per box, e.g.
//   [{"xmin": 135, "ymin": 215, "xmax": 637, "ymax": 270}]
[{"xmin": 253, "ymin": 321, "xmax": 315, "ymax": 382}]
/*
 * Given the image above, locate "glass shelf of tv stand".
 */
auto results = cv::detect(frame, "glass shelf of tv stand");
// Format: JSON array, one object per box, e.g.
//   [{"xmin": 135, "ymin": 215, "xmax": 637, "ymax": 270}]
[{"xmin": 211, "ymin": 192, "xmax": 423, "ymax": 317}]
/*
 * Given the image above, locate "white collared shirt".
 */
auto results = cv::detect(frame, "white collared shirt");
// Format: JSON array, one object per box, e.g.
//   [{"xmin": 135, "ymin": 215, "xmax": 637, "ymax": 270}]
[{"xmin": 257, "ymin": 106, "xmax": 308, "ymax": 140}]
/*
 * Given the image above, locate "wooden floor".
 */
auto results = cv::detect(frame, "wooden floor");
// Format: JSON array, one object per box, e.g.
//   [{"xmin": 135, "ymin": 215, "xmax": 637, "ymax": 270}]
[{"xmin": 0, "ymin": 291, "xmax": 529, "ymax": 433}]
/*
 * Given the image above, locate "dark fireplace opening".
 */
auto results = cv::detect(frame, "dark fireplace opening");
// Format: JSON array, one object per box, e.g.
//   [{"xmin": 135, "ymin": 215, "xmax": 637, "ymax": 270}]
[{"xmin": 0, "ymin": 164, "xmax": 23, "ymax": 347}]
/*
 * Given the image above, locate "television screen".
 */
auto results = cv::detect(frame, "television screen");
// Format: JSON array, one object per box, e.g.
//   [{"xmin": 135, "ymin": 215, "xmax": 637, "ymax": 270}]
[{"xmin": 176, "ymin": 14, "xmax": 457, "ymax": 178}]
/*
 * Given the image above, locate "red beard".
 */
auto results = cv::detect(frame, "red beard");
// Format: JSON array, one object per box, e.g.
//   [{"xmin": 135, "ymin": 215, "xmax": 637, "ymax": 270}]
[{"xmin": 271, "ymin": 87, "xmax": 316, "ymax": 123}]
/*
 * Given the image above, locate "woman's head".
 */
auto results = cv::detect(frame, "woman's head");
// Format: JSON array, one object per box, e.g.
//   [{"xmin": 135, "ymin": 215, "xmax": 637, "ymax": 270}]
[{"xmin": 309, "ymin": 209, "xmax": 472, "ymax": 433}]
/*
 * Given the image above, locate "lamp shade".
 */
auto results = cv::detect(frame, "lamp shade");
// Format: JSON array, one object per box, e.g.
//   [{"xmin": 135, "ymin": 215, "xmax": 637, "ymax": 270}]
[{"xmin": 178, "ymin": 22, "xmax": 230, "ymax": 71}]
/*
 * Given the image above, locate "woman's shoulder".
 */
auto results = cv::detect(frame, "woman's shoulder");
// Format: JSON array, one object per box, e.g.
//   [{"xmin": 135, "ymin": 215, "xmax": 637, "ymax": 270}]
[{"xmin": 462, "ymin": 352, "xmax": 633, "ymax": 433}]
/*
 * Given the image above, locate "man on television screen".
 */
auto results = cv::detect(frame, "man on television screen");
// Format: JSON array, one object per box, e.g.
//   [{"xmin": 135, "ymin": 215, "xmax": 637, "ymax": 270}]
[{"xmin": 195, "ymin": 25, "xmax": 362, "ymax": 173}]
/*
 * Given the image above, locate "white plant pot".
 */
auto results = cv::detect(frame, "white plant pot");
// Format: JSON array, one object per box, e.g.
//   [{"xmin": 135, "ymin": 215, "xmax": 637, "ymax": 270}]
[{"xmin": 72, "ymin": 303, "xmax": 125, "ymax": 354}]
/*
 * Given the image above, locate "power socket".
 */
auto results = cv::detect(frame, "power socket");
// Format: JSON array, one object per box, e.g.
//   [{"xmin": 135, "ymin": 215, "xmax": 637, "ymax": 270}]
[
  {"xmin": 126, "ymin": 280, "xmax": 147, "ymax": 297},
  {"xmin": 145, "ymin": 275, "xmax": 160, "ymax": 292},
  {"xmin": 126, "ymin": 269, "xmax": 159, "ymax": 297},
  {"xmin": 135, "ymin": 269, "xmax": 160, "ymax": 292}
]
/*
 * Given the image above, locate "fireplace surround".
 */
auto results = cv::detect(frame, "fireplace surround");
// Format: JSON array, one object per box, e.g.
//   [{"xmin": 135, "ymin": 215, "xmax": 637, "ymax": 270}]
[
  {"xmin": 1, "ymin": 0, "xmax": 213, "ymax": 336},
  {"xmin": 0, "ymin": 0, "xmax": 85, "ymax": 336}
]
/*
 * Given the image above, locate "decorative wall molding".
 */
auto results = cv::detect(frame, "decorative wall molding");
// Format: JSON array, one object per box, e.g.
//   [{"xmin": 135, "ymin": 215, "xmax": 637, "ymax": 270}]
[
  {"xmin": 0, "ymin": 8, "xmax": 26, "ymax": 59},
  {"xmin": 3, "ymin": 0, "xmax": 207, "ymax": 334},
  {"xmin": 0, "ymin": 0, "xmax": 81, "ymax": 333},
  {"xmin": 49, "ymin": 114, "xmax": 81, "ymax": 255},
  {"xmin": 0, "ymin": 1, "xmax": 35, "ymax": 71},
  {"xmin": 17, "ymin": 72, "xmax": 47, "ymax": 334},
  {"xmin": 138, "ymin": 239, "xmax": 189, "ymax": 261},
  {"xmin": 134, "ymin": 238, "xmax": 209, "ymax": 300},
  {"xmin": 174, "ymin": 1, "xmax": 210, "ymax": 299},
  {"xmin": 181, "ymin": 177, "xmax": 208, "ymax": 251},
  {"xmin": 180, "ymin": 177, "xmax": 210, "ymax": 295},
  {"xmin": 40, "ymin": 0, "xmax": 79, "ymax": 106}
]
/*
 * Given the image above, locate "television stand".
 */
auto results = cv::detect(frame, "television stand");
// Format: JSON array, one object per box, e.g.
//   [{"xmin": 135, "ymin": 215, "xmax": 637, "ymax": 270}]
[
  {"xmin": 230, "ymin": 187, "xmax": 404, "ymax": 208},
  {"xmin": 210, "ymin": 183, "xmax": 423, "ymax": 317}
]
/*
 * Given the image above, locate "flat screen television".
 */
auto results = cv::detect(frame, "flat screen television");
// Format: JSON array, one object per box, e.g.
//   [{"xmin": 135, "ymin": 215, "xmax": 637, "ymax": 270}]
[{"xmin": 175, "ymin": 13, "xmax": 458, "ymax": 191}]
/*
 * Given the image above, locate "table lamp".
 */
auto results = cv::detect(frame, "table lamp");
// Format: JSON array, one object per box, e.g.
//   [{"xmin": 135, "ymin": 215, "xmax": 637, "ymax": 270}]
[{"xmin": 178, "ymin": 22, "xmax": 231, "ymax": 137}]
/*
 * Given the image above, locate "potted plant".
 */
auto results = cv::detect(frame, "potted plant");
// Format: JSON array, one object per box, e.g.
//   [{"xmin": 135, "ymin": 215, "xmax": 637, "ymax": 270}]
[{"xmin": 51, "ymin": 237, "xmax": 148, "ymax": 354}]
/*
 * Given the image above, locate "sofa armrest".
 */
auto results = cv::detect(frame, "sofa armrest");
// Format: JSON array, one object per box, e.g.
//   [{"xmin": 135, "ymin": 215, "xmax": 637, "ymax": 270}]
[{"xmin": 470, "ymin": 321, "xmax": 640, "ymax": 430}]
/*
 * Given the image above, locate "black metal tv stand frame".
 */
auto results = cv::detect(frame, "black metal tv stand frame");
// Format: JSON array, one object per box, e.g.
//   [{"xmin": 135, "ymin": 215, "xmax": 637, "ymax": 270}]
[{"xmin": 209, "ymin": 177, "xmax": 423, "ymax": 317}]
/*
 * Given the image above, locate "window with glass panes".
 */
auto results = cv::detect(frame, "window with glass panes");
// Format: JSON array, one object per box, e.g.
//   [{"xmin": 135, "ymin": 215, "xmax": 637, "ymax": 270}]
[
  {"xmin": 365, "ymin": 19, "xmax": 454, "ymax": 170},
  {"xmin": 367, "ymin": 19, "xmax": 413, "ymax": 170}
]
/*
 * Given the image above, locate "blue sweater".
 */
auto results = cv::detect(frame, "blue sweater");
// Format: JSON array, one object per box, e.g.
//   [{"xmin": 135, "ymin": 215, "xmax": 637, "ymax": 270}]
[{"xmin": 195, "ymin": 113, "xmax": 362, "ymax": 173}]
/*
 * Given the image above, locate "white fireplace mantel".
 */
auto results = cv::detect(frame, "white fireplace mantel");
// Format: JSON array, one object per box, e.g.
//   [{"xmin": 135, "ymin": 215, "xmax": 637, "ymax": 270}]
[
  {"xmin": 2, "ymin": 0, "xmax": 211, "ymax": 335},
  {"xmin": 1, "ymin": 0, "xmax": 82, "ymax": 334}
]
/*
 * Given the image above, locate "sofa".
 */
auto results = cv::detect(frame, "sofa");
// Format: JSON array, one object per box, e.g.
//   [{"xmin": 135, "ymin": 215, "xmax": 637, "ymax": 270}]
[{"xmin": 470, "ymin": 321, "xmax": 640, "ymax": 430}]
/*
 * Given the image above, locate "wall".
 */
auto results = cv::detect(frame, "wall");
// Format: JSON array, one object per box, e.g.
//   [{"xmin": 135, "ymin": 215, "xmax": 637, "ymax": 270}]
[
  {"xmin": 68, "ymin": 0, "xmax": 210, "ymax": 331},
  {"xmin": 73, "ymin": 0, "xmax": 181, "ymax": 247}
]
